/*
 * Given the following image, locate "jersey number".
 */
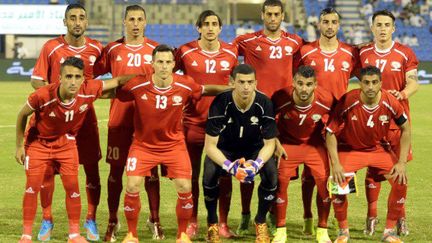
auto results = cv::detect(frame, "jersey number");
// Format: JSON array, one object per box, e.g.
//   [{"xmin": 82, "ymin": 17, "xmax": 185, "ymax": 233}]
[
  {"xmin": 126, "ymin": 157, "xmax": 137, "ymax": 171},
  {"xmin": 375, "ymin": 59, "xmax": 387, "ymax": 72},
  {"xmin": 205, "ymin": 59, "xmax": 216, "ymax": 73},
  {"xmin": 107, "ymin": 146, "xmax": 120, "ymax": 160},
  {"xmin": 269, "ymin": 46, "xmax": 283, "ymax": 59},
  {"xmin": 298, "ymin": 114, "xmax": 307, "ymax": 125},
  {"xmin": 155, "ymin": 95, "xmax": 168, "ymax": 109},
  {"xmin": 65, "ymin": 110, "xmax": 74, "ymax": 122},
  {"xmin": 324, "ymin": 58, "xmax": 335, "ymax": 72},
  {"xmin": 366, "ymin": 115, "xmax": 375, "ymax": 128},
  {"xmin": 127, "ymin": 53, "xmax": 141, "ymax": 67}
]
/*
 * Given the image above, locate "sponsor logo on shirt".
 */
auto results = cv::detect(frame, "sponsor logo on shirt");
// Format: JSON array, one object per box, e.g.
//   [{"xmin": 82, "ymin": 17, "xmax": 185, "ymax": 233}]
[
  {"xmin": 116, "ymin": 55, "xmax": 122, "ymax": 61},
  {"xmin": 310, "ymin": 60, "xmax": 316, "ymax": 66},
  {"xmin": 141, "ymin": 94, "xmax": 148, "ymax": 100},
  {"xmin": 283, "ymin": 113, "xmax": 291, "ymax": 120},
  {"xmin": 255, "ymin": 45, "xmax": 262, "ymax": 51},
  {"xmin": 60, "ymin": 57, "xmax": 65, "ymax": 64},
  {"xmin": 49, "ymin": 111, "xmax": 56, "ymax": 117},
  {"xmin": 351, "ymin": 115, "xmax": 358, "ymax": 121},
  {"xmin": 79, "ymin": 104, "xmax": 88, "ymax": 113},
  {"xmin": 364, "ymin": 58, "xmax": 369, "ymax": 64},
  {"xmin": 191, "ymin": 60, "xmax": 198, "ymax": 66}
]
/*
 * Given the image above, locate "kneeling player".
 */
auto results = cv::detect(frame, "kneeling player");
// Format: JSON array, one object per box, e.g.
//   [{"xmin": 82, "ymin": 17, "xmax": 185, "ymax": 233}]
[
  {"xmin": 15, "ymin": 57, "xmax": 133, "ymax": 243},
  {"xmin": 203, "ymin": 64, "xmax": 277, "ymax": 243},
  {"xmin": 271, "ymin": 66, "xmax": 334, "ymax": 243},
  {"xmin": 326, "ymin": 66, "xmax": 410, "ymax": 243}
]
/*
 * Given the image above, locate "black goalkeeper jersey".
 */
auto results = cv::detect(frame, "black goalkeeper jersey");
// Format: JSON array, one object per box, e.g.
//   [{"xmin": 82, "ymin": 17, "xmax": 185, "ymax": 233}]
[{"xmin": 206, "ymin": 90, "xmax": 277, "ymax": 153}]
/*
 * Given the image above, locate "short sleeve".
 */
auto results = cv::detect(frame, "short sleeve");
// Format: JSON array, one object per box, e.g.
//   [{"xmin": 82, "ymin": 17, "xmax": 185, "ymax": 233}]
[
  {"xmin": 260, "ymin": 97, "xmax": 277, "ymax": 139},
  {"xmin": 27, "ymin": 92, "xmax": 41, "ymax": 111},
  {"xmin": 31, "ymin": 43, "xmax": 51, "ymax": 81},
  {"xmin": 85, "ymin": 79, "xmax": 104, "ymax": 99},
  {"xmin": 184, "ymin": 75, "xmax": 203, "ymax": 101},
  {"xmin": 205, "ymin": 93, "xmax": 228, "ymax": 136},
  {"xmin": 388, "ymin": 94, "xmax": 408, "ymax": 126},
  {"xmin": 404, "ymin": 47, "xmax": 419, "ymax": 72}
]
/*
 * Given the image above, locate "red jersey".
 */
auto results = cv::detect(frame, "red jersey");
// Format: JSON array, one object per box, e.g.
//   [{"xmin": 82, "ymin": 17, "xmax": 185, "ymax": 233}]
[
  {"xmin": 98, "ymin": 37, "xmax": 159, "ymax": 128},
  {"xmin": 272, "ymin": 87, "xmax": 335, "ymax": 146},
  {"xmin": 175, "ymin": 40, "xmax": 238, "ymax": 128},
  {"xmin": 31, "ymin": 35, "xmax": 103, "ymax": 83},
  {"xmin": 234, "ymin": 30, "xmax": 303, "ymax": 97},
  {"xmin": 300, "ymin": 41, "xmax": 358, "ymax": 100},
  {"xmin": 119, "ymin": 74, "xmax": 203, "ymax": 151},
  {"xmin": 26, "ymin": 80, "xmax": 103, "ymax": 141},
  {"xmin": 327, "ymin": 89, "xmax": 407, "ymax": 151},
  {"xmin": 359, "ymin": 41, "xmax": 418, "ymax": 116}
]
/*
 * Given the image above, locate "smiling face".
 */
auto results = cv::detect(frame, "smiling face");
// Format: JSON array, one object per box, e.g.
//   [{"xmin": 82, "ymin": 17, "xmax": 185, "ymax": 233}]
[
  {"xmin": 371, "ymin": 15, "xmax": 395, "ymax": 43},
  {"xmin": 319, "ymin": 13, "xmax": 340, "ymax": 39},
  {"xmin": 262, "ymin": 5, "xmax": 284, "ymax": 33},
  {"xmin": 64, "ymin": 8, "xmax": 88, "ymax": 38},
  {"xmin": 124, "ymin": 9, "xmax": 146, "ymax": 39},
  {"xmin": 198, "ymin": 15, "xmax": 222, "ymax": 42}
]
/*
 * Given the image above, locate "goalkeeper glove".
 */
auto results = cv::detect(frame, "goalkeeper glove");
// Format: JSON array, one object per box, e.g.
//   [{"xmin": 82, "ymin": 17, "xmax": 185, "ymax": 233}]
[
  {"xmin": 222, "ymin": 159, "xmax": 237, "ymax": 175},
  {"xmin": 247, "ymin": 158, "xmax": 264, "ymax": 173}
]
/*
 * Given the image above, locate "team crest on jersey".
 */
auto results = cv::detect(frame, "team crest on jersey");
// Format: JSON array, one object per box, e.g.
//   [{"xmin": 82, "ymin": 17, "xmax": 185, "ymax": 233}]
[
  {"xmin": 191, "ymin": 60, "xmax": 198, "ymax": 66},
  {"xmin": 391, "ymin": 61, "xmax": 402, "ymax": 71},
  {"xmin": 220, "ymin": 60, "xmax": 230, "ymax": 71},
  {"xmin": 172, "ymin": 95, "xmax": 182, "ymax": 106},
  {"xmin": 116, "ymin": 55, "xmax": 122, "ymax": 61},
  {"xmin": 351, "ymin": 115, "xmax": 358, "ymax": 121},
  {"xmin": 49, "ymin": 111, "xmax": 56, "ymax": 118},
  {"xmin": 89, "ymin": 55, "xmax": 97, "ymax": 66},
  {"xmin": 255, "ymin": 45, "xmax": 262, "ymax": 51},
  {"xmin": 379, "ymin": 115, "xmax": 389, "ymax": 125},
  {"xmin": 341, "ymin": 61, "xmax": 350, "ymax": 71},
  {"xmin": 250, "ymin": 116, "xmax": 259, "ymax": 125},
  {"xmin": 311, "ymin": 114, "xmax": 322, "ymax": 122},
  {"xmin": 141, "ymin": 94, "xmax": 148, "ymax": 100},
  {"xmin": 79, "ymin": 104, "xmax": 88, "ymax": 113},
  {"xmin": 144, "ymin": 54, "xmax": 152, "ymax": 64},
  {"xmin": 310, "ymin": 60, "xmax": 316, "ymax": 66},
  {"xmin": 285, "ymin": 46, "xmax": 293, "ymax": 55}
]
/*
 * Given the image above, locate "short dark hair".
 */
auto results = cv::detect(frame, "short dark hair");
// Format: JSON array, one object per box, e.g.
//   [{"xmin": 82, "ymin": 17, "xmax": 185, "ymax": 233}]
[
  {"xmin": 319, "ymin": 7, "xmax": 341, "ymax": 20},
  {"xmin": 125, "ymin": 5, "xmax": 146, "ymax": 19},
  {"xmin": 61, "ymin": 56, "xmax": 84, "ymax": 73},
  {"xmin": 372, "ymin": 10, "xmax": 395, "ymax": 24},
  {"xmin": 359, "ymin": 66, "xmax": 381, "ymax": 81},
  {"xmin": 65, "ymin": 4, "xmax": 86, "ymax": 18},
  {"xmin": 152, "ymin": 44, "xmax": 174, "ymax": 59},
  {"xmin": 294, "ymin": 65, "xmax": 316, "ymax": 80},
  {"xmin": 196, "ymin": 10, "xmax": 222, "ymax": 28},
  {"xmin": 231, "ymin": 64, "xmax": 256, "ymax": 80},
  {"xmin": 262, "ymin": 0, "xmax": 284, "ymax": 13}
]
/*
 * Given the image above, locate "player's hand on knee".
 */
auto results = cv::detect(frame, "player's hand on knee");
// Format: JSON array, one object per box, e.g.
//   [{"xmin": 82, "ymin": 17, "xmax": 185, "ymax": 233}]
[
  {"xmin": 390, "ymin": 161, "xmax": 407, "ymax": 185},
  {"xmin": 15, "ymin": 146, "xmax": 25, "ymax": 165}
]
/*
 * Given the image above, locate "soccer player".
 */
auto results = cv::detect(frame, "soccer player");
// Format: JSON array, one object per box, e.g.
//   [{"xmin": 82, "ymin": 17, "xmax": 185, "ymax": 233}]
[
  {"xmin": 16, "ymin": 57, "xmax": 133, "ymax": 243},
  {"xmin": 96, "ymin": 5, "xmax": 163, "ymax": 241},
  {"xmin": 271, "ymin": 66, "xmax": 334, "ymax": 243},
  {"xmin": 118, "ymin": 44, "xmax": 229, "ymax": 243},
  {"xmin": 174, "ymin": 10, "xmax": 238, "ymax": 238},
  {"xmin": 232, "ymin": 0, "xmax": 303, "ymax": 234},
  {"xmin": 298, "ymin": 7, "xmax": 358, "ymax": 234},
  {"xmin": 203, "ymin": 64, "xmax": 278, "ymax": 243},
  {"xmin": 30, "ymin": 4, "xmax": 103, "ymax": 241},
  {"xmin": 326, "ymin": 66, "xmax": 410, "ymax": 243},
  {"xmin": 359, "ymin": 10, "xmax": 419, "ymax": 236}
]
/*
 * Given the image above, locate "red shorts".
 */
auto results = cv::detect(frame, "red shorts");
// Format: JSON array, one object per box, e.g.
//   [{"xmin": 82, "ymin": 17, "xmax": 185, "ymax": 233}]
[
  {"xmin": 25, "ymin": 135, "xmax": 79, "ymax": 176},
  {"xmin": 387, "ymin": 129, "xmax": 413, "ymax": 161},
  {"xmin": 126, "ymin": 142, "xmax": 192, "ymax": 179},
  {"xmin": 106, "ymin": 127, "xmax": 134, "ymax": 165},
  {"xmin": 76, "ymin": 106, "xmax": 102, "ymax": 164},
  {"xmin": 278, "ymin": 144, "xmax": 329, "ymax": 181},
  {"xmin": 338, "ymin": 147, "xmax": 397, "ymax": 175},
  {"xmin": 184, "ymin": 124, "xmax": 205, "ymax": 165}
]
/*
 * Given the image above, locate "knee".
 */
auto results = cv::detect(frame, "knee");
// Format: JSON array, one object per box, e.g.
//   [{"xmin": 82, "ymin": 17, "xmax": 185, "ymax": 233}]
[
  {"xmin": 126, "ymin": 177, "xmax": 142, "ymax": 193},
  {"xmin": 176, "ymin": 180, "xmax": 192, "ymax": 193}
]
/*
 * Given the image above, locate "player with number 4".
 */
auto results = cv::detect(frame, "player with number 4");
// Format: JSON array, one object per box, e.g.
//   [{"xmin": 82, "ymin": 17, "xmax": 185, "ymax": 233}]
[{"xmin": 203, "ymin": 64, "xmax": 278, "ymax": 243}]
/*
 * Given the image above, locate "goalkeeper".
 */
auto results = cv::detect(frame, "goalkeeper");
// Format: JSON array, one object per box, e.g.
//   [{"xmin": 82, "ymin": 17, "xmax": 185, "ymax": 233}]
[{"xmin": 203, "ymin": 64, "xmax": 277, "ymax": 243}]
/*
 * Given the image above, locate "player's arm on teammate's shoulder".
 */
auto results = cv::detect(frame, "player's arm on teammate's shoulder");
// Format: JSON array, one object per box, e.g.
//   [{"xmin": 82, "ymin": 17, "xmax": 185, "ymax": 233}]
[
  {"xmin": 390, "ymin": 116, "xmax": 411, "ymax": 185},
  {"xmin": 202, "ymin": 84, "xmax": 232, "ymax": 96},
  {"xmin": 30, "ymin": 78, "xmax": 48, "ymax": 90},
  {"xmin": 100, "ymin": 75, "xmax": 136, "ymax": 98},
  {"xmin": 15, "ymin": 103, "xmax": 34, "ymax": 165}
]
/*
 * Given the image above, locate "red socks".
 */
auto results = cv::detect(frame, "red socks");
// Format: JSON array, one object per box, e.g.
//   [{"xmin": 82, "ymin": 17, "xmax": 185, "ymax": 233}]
[
  {"xmin": 176, "ymin": 192, "xmax": 193, "ymax": 238},
  {"xmin": 61, "ymin": 175, "xmax": 81, "ymax": 234},
  {"xmin": 332, "ymin": 195, "xmax": 349, "ymax": 229},
  {"xmin": 124, "ymin": 191, "xmax": 141, "ymax": 237},
  {"xmin": 23, "ymin": 175, "xmax": 44, "ymax": 235},
  {"xmin": 315, "ymin": 179, "xmax": 331, "ymax": 228},
  {"xmin": 386, "ymin": 180, "xmax": 407, "ymax": 229},
  {"xmin": 365, "ymin": 175, "xmax": 381, "ymax": 218},
  {"xmin": 275, "ymin": 179, "xmax": 289, "ymax": 227}
]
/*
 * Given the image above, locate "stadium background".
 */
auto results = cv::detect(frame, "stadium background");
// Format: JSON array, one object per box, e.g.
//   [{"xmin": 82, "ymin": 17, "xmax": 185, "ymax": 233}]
[{"xmin": 0, "ymin": 0, "xmax": 431, "ymax": 242}]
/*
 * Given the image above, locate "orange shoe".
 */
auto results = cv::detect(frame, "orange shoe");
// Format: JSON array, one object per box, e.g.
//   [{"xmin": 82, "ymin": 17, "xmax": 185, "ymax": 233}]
[
  {"xmin": 67, "ymin": 235, "xmax": 89, "ymax": 243},
  {"xmin": 207, "ymin": 224, "xmax": 221, "ymax": 243},
  {"xmin": 382, "ymin": 230, "xmax": 404, "ymax": 243},
  {"xmin": 219, "ymin": 223, "xmax": 235, "ymax": 238},
  {"xmin": 176, "ymin": 232, "xmax": 192, "ymax": 243},
  {"xmin": 18, "ymin": 235, "xmax": 32, "ymax": 243},
  {"xmin": 334, "ymin": 229, "xmax": 349, "ymax": 243},
  {"xmin": 255, "ymin": 223, "xmax": 270, "ymax": 243},
  {"xmin": 186, "ymin": 222, "xmax": 198, "ymax": 239},
  {"xmin": 122, "ymin": 232, "xmax": 139, "ymax": 243}
]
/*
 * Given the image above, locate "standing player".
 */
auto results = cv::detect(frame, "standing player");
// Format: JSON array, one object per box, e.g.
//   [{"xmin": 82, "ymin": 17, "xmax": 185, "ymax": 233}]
[
  {"xmin": 16, "ymin": 57, "xmax": 133, "ymax": 243},
  {"xmin": 298, "ymin": 7, "xmax": 358, "ymax": 234},
  {"xmin": 96, "ymin": 5, "xmax": 163, "ymax": 241},
  {"xmin": 271, "ymin": 66, "xmax": 334, "ymax": 243},
  {"xmin": 203, "ymin": 64, "xmax": 277, "ymax": 243},
  {"xmin": 359, "ymin": 10, "xmax": 419, "ymax": 236},
  {"xmin": 118, "ymin": 45, "xmax": 229, "ymax": 243},
  {"xmin": 30, "ymin": 4, "xmax": 103, "ymax": 241},
  {"xmin": 326, "ymin": 66, "xmax": 410, "ymax": 243},
  {"xmin": 232, "ymin": 0, "xmax": 303, "ymax": 234},
  {"xmin": 174, "ymin": 10, "xmax": 238, "ymax": 239}
]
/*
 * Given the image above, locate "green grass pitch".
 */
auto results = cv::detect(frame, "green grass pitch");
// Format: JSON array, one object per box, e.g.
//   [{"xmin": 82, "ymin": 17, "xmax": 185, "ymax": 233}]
[{"xmin": 0, "ymin": 81, "xmax": 431, "ymax": 242}]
